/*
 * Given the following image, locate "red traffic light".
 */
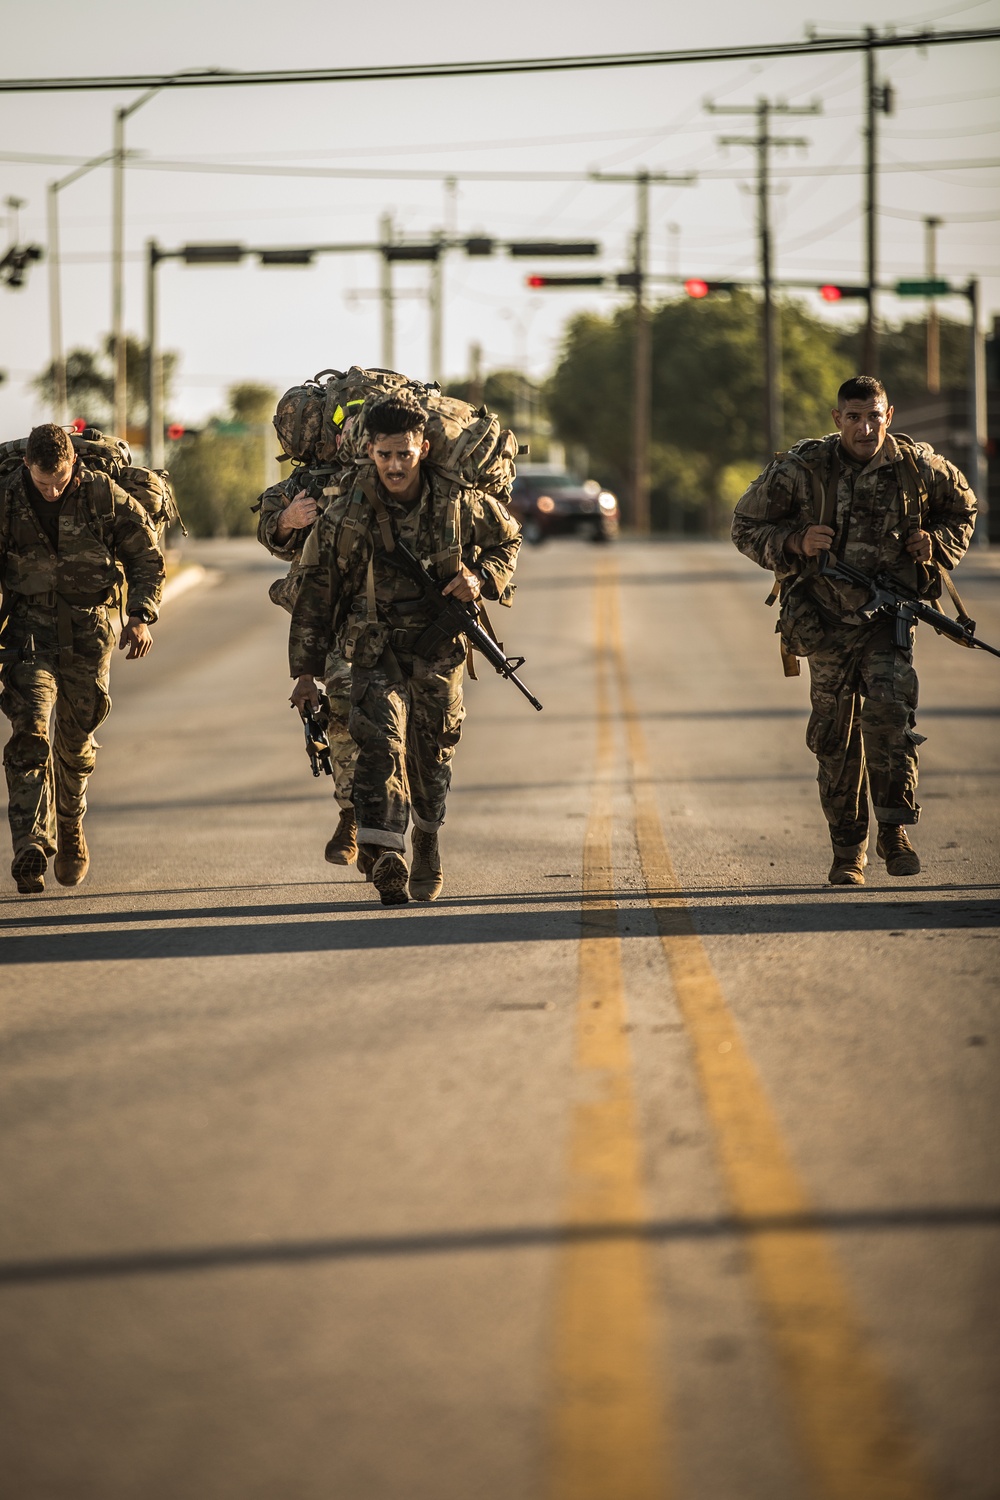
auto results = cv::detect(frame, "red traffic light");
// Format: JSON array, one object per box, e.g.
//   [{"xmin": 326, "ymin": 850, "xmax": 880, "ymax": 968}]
[
  {"xmin": 684, "ymin": 278, "xmax": 710, "ymax": 299},
  {"xmin": 820, "ymin": 285, "xmax": 842, "ymax": 302},
  {"xmin": 71, "ymin": 418, "xmax": 87, "ymax": 433},
  {"xmin": 527, "ymin": 276, "xmax": 546, "ymax": 288},
  {"xmin": 525, "ymin": 274, "xmax": 606, "ymax": 289},
  {"xmin": 166, "ymin": 423, "xmax": 186, "ymax": 441}
]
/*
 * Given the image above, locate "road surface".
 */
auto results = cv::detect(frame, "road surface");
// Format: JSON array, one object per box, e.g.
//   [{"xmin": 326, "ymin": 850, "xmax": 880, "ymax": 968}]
[{"xmin": 2, "ymin": 537, "xmax": 998, "ymax": 1500}]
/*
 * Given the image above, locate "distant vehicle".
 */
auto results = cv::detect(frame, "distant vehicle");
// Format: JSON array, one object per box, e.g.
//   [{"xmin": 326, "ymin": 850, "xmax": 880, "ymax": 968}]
[{"xmin": 509, "ymin": 467, "xmax": 619, "ymax": 544}]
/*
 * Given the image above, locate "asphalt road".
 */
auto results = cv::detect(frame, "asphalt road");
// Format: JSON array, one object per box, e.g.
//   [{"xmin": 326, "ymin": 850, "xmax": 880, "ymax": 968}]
[{"xmin": 1, "ymin": 536, "xmax": 998, "ymax": 1500}]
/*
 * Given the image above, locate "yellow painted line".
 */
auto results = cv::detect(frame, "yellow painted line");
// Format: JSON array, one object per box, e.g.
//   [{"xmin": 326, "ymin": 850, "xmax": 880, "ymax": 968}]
[
  {"xmin": 546, "ymin": 570, "xmax": 670, "ymax": 1500},
  {"xmin": 604, "ymin": 566, "xmax": 934, "ymax": 1500}
]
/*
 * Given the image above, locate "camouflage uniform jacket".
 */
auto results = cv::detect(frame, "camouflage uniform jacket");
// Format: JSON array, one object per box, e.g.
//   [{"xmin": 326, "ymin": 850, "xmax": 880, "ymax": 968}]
[
  {"xmin": 0, "ymin": 461, "xmax": 164, "ymax": 619},
  {"xmin": 731, "ymin": 431, "xmax": 976, "ymax": 626},
  {"xmin": 254, "ymin": 465, "xmax": 344, "ymax": 562},
  {"xmin": 289, "ymin": 464, "xmax": 522, "ymax": 678}
]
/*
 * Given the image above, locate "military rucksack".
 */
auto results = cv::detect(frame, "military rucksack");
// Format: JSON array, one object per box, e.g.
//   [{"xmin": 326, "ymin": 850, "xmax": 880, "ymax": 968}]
[{"xmin": 0, "ymin": 427, "xmax": 185, "ymax": 543}]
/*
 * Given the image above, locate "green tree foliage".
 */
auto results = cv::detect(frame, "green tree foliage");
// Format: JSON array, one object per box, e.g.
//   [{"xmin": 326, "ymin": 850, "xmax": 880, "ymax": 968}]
[
  {"xmin": 833, "ymin": 315, "xmax": 969, "ymax": 404},
  {"xmin": 445, "ymin": 369, "xmax": 540, "ymax": 430},
  {"xmin": 33, "ymin": 335, "xmax": 178, "ymax": 428},
  {"xmin": 546, "ymin": 292, "xmax": 852, "ymax": 532},
  {"xmin": 168, "ymin": 382, "xmax": 278, "ymax": 537}
]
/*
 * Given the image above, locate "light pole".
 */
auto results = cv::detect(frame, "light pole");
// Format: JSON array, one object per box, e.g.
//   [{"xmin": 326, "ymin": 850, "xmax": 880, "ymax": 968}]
[
  {"xmin": 112, "ymin": 84, "xmax": 167, "ymax": 440},
  {"xmin": 924, "ymin": 216, "xmax": 942, "ymax": 394},
  {"xmin": 47, "ymin": 151, "xmax": 117, "ymax": 424}
]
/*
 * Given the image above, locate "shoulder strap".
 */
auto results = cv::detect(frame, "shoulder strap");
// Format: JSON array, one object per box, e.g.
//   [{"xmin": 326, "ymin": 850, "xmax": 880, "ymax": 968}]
[{"xmin": 356, "ymin": 472, "xmax": 396, "ymax": 554}]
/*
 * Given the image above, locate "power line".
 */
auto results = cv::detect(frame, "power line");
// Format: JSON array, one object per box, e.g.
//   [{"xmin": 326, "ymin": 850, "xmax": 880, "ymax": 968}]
[{"xmin": 0, "ymin": 28, "xmax": 997, "ymax": 93}]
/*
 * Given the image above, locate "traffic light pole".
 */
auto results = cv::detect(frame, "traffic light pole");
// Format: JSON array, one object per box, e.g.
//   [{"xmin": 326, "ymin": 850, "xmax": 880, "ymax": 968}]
[
  {"xmin": 925, "ymin": 216, "xmax": 941, "ymax": 393},
  {"xmin": 709, "ymin": 97, "xmax": 818, "ymax": 459},
  {"xmin": 146, "ymin": 239, "xmax": 164, "ymax": 470}
]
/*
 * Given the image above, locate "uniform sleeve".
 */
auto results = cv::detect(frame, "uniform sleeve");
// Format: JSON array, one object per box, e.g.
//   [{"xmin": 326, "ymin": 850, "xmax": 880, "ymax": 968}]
[
  {"xmin": 466, "ymin": 492, "xmax": 522, "ymax": 605},
  {"xmin": 920, "ymin": 452, "xmax": 977, "ymax": 570},
  {"xmin": 731, "ymin": 456, "xmax": 813, "ymax": 576},
  {"xmin": 288, "ymin": 510, "xmax": 343, "ymax": 678},
  {"xmin": 110, "ymin": 483, "xmax": 165, "ymax": 619},
  {"xmin": 255, "ymin": 477, "xmax": 304, "ymax": 561}
]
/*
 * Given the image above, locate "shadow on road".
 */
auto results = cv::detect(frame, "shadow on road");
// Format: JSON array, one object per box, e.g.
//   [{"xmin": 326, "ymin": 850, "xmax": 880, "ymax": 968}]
[
  {"xmin": 2, "ymin": 897, "xmax": 997, "ymax": 963},
  {"xmin": 2, "ymin": 1204, "xmax": 997, "ymax": 1287}
]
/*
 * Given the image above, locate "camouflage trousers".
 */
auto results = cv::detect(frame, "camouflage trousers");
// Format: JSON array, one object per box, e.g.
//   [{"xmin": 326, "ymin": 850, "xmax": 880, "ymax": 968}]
[
  {"xmin": 348, "ymin": 651, "xmax": 465, "ymax": 852},
  {"xmin": 806, "ymin": 619, "xmax": 922, "ymax": 848},
  {"xmin": 321, "ymin": 652, "xmax": 357, "ymax": 810},
  {"xmin": 1, "ymin": 605, "xmax": 114, "ymax": 857}
]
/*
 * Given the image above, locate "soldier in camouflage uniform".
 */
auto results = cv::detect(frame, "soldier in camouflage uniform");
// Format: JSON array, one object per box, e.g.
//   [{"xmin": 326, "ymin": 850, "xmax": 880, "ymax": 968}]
[
  {"xmin": 0, "ymin": 424, "xmax": 164, "ymax": 893},
  {"xmin": 289, "ymin": 394, "xmax": 521, "ymax": 906},
  {"xmin": 732, "ymin": 375, "xmax": 976, "ymax": 886},
  {"xmin": 255, "ymin": 467, "xmax": 358, "ymax": 865}
]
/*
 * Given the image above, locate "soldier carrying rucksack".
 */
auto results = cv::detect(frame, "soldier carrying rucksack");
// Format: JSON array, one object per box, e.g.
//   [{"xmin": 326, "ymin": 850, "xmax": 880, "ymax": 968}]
[{"xmin": 0, "ymin": 424, "xmax": 165, "ymax": 894}]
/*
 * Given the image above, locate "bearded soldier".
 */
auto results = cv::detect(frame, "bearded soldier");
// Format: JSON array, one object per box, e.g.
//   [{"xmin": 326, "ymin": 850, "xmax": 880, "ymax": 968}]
[
  {"xmin": 0, "ymin": 423, "xmax": 164, "ymax": 893},
  {"xmin": 732, "ymin": 375, "xmax": 976, "ymax": 886},
  {"xmin": 289, "ymin": 394, "xmax": 521, "ymax": 906},
  {"xmin": 256, "ymin": 469, "xmax": 358, "ymax": 866}
]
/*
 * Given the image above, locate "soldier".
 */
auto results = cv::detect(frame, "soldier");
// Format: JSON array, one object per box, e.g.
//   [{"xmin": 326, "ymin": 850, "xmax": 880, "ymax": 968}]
[
  {"xmin": 255, "ymin": 470, "xmax": 358, "ymax": 866},
  {"xmin": 732, "ymin": 375, "xmax": 976, "ymax": 886},
  {"xmin": 0, "ymin": 423, "xmax": 164, "ymax": 893},
  {"xmin": 288, "ymin": 393, "xmax": 521, "ymax": 906}
]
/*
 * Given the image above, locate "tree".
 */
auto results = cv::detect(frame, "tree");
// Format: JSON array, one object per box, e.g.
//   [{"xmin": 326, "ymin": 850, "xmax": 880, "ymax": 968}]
[
  {"xmin": 168, "ymin": 383, "xmax": 279, "ymax": 537},
  {"xmin": 546, "ymin": 292, "xmax": 851, "ymax": 532},
  {"xmin": 834, "ymin": 315, "xmax": 969, "ymax": 403},
  {"xmin": 33, "ymin": 335, "xmax": 177, "ymax": 430}
]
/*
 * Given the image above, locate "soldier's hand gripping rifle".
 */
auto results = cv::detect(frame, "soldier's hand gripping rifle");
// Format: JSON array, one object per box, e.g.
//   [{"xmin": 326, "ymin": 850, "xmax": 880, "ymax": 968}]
[
  {"xmin": 817, "ymin": 552, "xmax": 1000, "ymax": 660},
  {"xmin": 299, "ymin": 691, "xmax": 334, "ymax": 777},
  {"xmin": 385, "ymin": 540, "xmax": 544, "ymax": 711}
]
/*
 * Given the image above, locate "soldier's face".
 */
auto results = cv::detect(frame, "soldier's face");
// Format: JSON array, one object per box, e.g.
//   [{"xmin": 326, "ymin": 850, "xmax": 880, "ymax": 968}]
[
  {"xmin": 833, "ymin": 399, "xmax": 894, "ymax": 462},
  {"xmin": 367, "ymin": 431, "xmax": 430, "ymax": 501},
  {"xmin": 27, "ymin": 458, "xmax": 75, "ymax": 502}
]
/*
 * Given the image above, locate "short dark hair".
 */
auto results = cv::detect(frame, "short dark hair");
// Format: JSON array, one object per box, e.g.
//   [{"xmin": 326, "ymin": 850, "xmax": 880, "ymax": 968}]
[
  {"xmin": 25, "ymin": 423, "xmax": 74, "ymax": 472},
  {"xmin": 365, "ymin": 395, "xmax": 427, "ymax": 441},
  {"xmin": 836, "ymin": 375, "xmax": 888, "ymax": 408}
]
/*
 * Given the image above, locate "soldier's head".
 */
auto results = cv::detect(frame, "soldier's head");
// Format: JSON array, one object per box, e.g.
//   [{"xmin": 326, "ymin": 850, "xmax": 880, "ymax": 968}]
[
  {"xmin": 25, "ymin": 424, "xmax": 76, "ymax": 502},
  {"xmin": 365, "ymin": 396, "xmax": 429, "ymax": 503},
  {"xmin": 833, "ymin": 376, "xmax": 894, "ymax": 463}
]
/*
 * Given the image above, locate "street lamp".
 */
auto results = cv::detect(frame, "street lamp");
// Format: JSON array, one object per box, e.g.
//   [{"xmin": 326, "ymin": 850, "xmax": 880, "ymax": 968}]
[{"xmin": 47, "ymin": 151, "xmax": 117, "ymax": 424}]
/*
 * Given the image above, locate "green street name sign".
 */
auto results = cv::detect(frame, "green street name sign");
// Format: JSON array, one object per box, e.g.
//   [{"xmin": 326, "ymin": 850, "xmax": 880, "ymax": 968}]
[{"xmin": 895, "ymin": 279, "xmax": 952, "ymax": 296}]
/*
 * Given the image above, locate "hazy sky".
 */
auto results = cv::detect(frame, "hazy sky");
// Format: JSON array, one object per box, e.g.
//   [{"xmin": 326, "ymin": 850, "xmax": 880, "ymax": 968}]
[{"xmin": 1, "ymin": 0, "xmax": 998, "ymax": 433}]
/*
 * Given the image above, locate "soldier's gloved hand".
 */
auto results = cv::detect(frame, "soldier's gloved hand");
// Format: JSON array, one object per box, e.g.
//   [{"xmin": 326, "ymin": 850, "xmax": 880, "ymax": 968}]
[
  {"xmin": 275, "ymin": 491, "xmax": 319, "ymax": 540},
  {"xmin": 441, "ymin": 565, "xmax": 482, "ymax": 604},
  {"xmin": 120, "ymin": 619, "xmax": 153, "ymax": 659},
  {"xmin": 290, "ymin": 675, "xmax": 321, "ymax": 714},
  {"xmin": 792, "ymin": 524, "xmax": 835, "ymax": 559},
  {"xmin": 905, "ymin": 528, "xmax": 933, "ymax": 562}
]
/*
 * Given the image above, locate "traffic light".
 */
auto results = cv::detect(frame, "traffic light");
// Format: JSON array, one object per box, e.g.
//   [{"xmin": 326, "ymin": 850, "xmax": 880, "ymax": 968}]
[
  {"xmin": 165, "ymin": 423, "xmax": 202, "ymax": 441},
  {"xmin": 819, "ymin": 284, "xmax": 869, "ymax": 302},
  {"xmin": 525, "ymin": 274, "xmax": 606, "ymax": 289},
  {"xmin": 508, "ymin": 241, "xmax": 600, "ymax": 257},
  {"xmin": 683, "ymin": 279, "xmax": 740, "ymax": 298}
]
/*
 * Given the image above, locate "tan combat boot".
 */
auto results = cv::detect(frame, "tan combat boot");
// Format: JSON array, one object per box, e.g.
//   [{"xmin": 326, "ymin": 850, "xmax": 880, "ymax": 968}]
[
  {"xmin": 12, "ymin": 844, "xmax": 47, "ymax": 894},
  {"xmin": 54, "ymin": 819, "xmax": 90, "ymax": 886},
  {"xmin": 409, "ymin": 827, "xmax": 443, "ymax": 902},
  {"xmin": 370, "ymin": 849, "xmax": 410, "ymax": 907},
  {"xmin": 828, "ymin": 843, "xmax": 867, "ymax": 886},
  {"xmin": 356, "ymin": 845, "xmax": 376, "ymax": 882},
  {"xmin": 324, "ymin": 808, "xmax": 358, "ymax": 866},
  {"xmin": 876, "ymin": 825, "xmax": 921, "ymax": 876}
]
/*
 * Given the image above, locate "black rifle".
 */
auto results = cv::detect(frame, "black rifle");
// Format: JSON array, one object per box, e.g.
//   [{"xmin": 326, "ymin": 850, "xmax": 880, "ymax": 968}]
[
  {"xmin": 300, "ymin": 691, "xmax": 334, "ymax": 777},
  {"xmin": 817, "ymin": 552, "xmax": 1000, "ymax": 660},
  {"xmin": 384, "ymin": 540, "xmax": 543, "ymax": 711}
]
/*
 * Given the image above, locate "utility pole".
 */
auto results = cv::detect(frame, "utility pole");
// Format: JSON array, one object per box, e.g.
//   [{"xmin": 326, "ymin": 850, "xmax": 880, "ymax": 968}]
[
  {"xmin": 428, "ymin": 233, "xmax": 445, "ymax": 385},
  {"xmin": 112, "ymin": 85, "xmax": 166, "ymax": 441},
  {"xmin": 590, "ymin": 168, "xmax": 695, "ymax": 534},
  {"xmin": 709, "ymin": 97, "xmax": 819, "ymax": 458},
  {"xmin": 379, "ymin": 212, "xmax": 395, "ymax": 369},
  {"xmin": 145, "ymin": 239, "xmax": 164, "ymax": 470},
  {"xmin": 863, "ymin": 29, "xmax": 894, "ymax": 372},
  {"xmin": 925, "ymin": 216, "xmax": 942, "ymax": 393},
  {"xmin": 967, "ymin": 278, "xmax": 989, "ymax": 547},
  {"xmin": 47, "ymin": 152, "xmax": 116, "ymax": 426}
]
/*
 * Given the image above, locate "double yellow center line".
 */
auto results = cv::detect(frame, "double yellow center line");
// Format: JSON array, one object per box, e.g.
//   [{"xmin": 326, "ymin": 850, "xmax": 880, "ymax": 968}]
[{"xmin": 547, "ymin": 560, "xmax": 933, "ymax": 1500}]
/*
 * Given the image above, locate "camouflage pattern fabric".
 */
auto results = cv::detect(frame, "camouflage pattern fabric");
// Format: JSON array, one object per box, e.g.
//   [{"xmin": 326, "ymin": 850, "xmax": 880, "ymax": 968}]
[
  {"xmin": 806, "ymin": 618, "xmax": 922, "ymax": 847},
  {"xmin": 1, "ymin": 462, "xmax": 164, "ymax": 620},
  {"xmin": 289, "ymin": 465, "xmax": 520, "ymax": 847},
  {"xmin": 349, "ymin": 647, "xmax": 466, "ymax": 851},
  {"xmin": 0, "ymin": 461, "xmax": 163, "ymax": 856},
  {"xmin": 1, "ymin": 604, "xmax": 114, "ymax": 854},
  {"xmin": 732, "ymin": 432, "xmax": 975, "ymax": 845},
  {"xmin": 254, "ymin": 468, "xmax": 356, "ymax": 809}
]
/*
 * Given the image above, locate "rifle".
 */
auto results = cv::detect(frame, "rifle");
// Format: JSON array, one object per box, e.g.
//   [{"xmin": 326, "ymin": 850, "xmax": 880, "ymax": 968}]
[
  {"xmin": 300, "ymin": 691, "xmax": 334, "ymax": 777},
  {"xmin": 383, "ymin": 539, "xmax": 544, "ymax": 712},
  {"xmin": 817, "ymin": 552, "xmax": 1000, "ymax": 660}
]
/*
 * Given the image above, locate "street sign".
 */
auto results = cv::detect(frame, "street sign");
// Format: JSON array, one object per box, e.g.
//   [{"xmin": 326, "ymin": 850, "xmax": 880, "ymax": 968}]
[{"xmin": 895, "ymin": 279, "xmax": 952, "ymax": 296}]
